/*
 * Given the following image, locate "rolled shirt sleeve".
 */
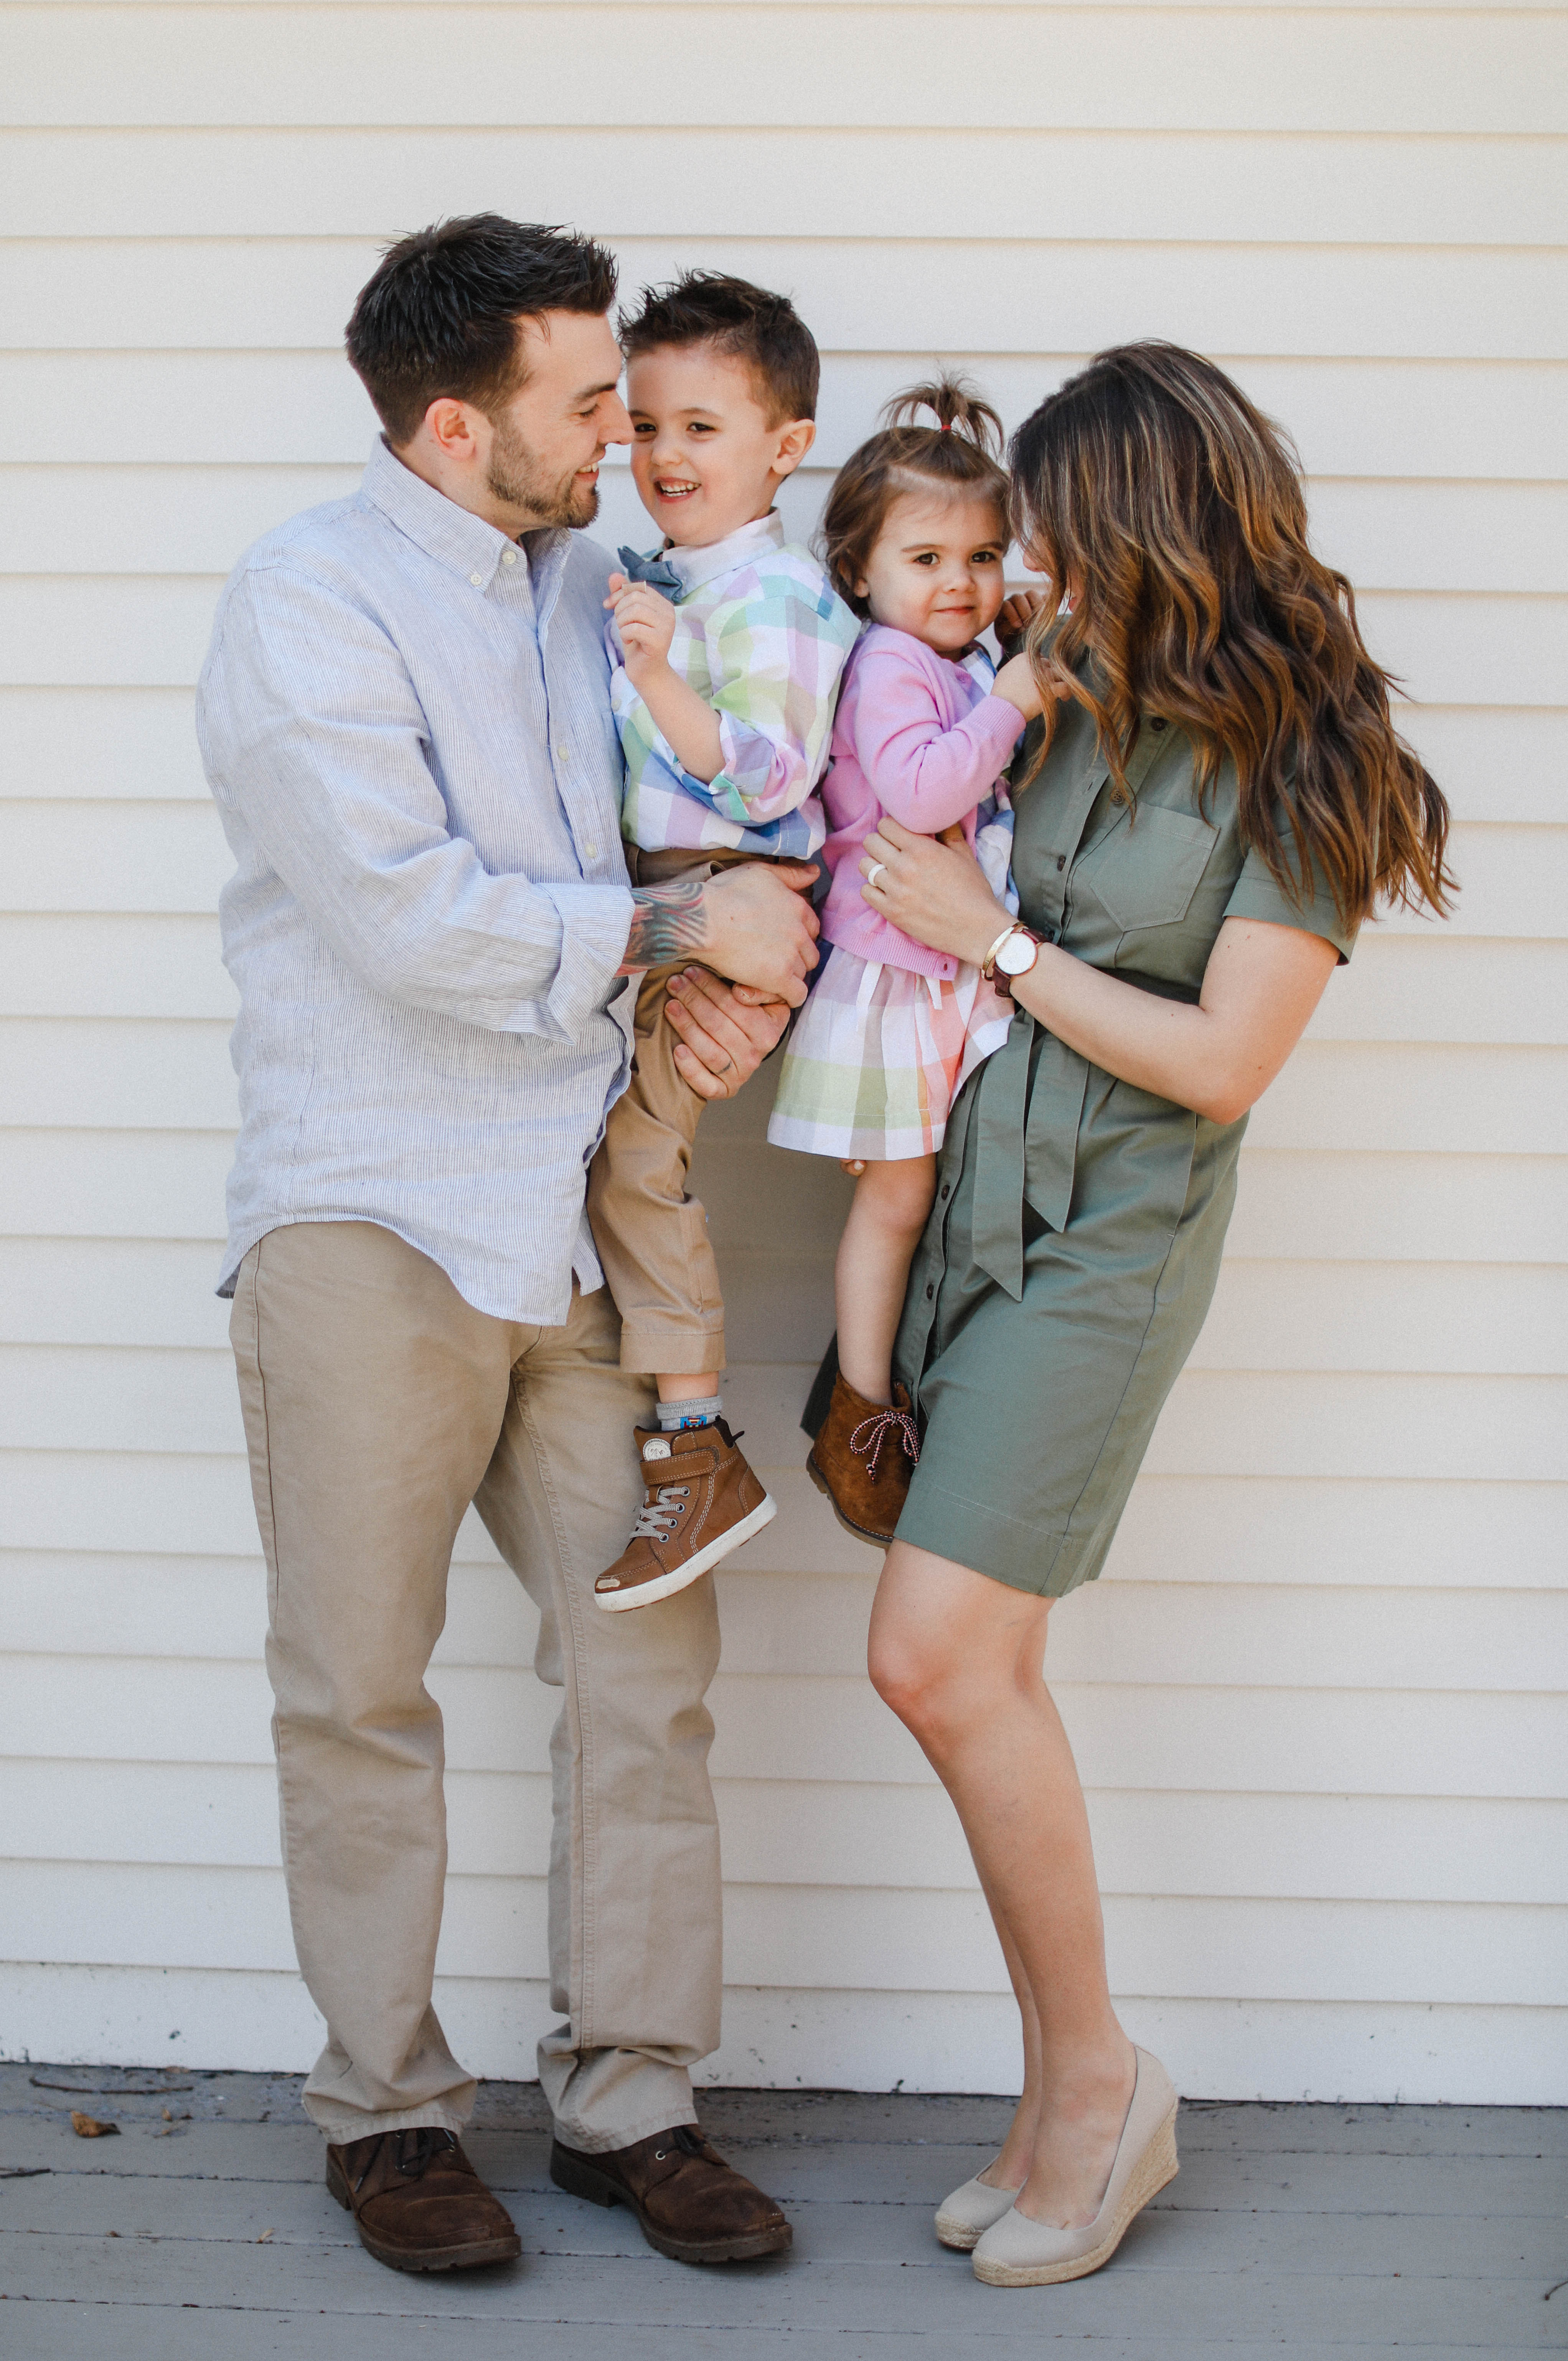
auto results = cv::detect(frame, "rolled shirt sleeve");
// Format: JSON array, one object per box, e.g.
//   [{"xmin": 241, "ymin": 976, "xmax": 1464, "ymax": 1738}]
[
  {"xmin": 200, "ymin": 565, "xmax": 632, "ymax": 1043},
  {"xmin": 1223, "ymin": 833, "xmax": 1360, "ymax": 965},
  {"xmin": 697, "ymin": 574, "xmax": 856, "ymax": 829}
]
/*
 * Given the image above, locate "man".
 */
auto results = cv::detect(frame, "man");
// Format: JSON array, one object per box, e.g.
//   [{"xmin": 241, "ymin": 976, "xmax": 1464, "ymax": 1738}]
[{"xmin": 196, "ymin": 214, "xmax": 818, "ymax": 2273}]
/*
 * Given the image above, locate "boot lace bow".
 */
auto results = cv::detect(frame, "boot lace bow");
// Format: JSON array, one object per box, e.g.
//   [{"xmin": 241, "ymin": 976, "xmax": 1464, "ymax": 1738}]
[{"xmin": 848, "ymin": 1403, "xmax": 920, "ymax": 1484}]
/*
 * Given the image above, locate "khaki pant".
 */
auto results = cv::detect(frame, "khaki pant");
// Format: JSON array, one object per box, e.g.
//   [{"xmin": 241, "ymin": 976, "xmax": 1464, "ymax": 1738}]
[
  {"xmin": 587, "ymin": 845, "xmax": 757, "ymax": 1379},
  {"xmin": 588, "ymin": 956, "xmax": 727, "ymax": 1377},
  {"xmin": 229, "ymin": 1220, "xmax": 723, "ymax": 2151}
]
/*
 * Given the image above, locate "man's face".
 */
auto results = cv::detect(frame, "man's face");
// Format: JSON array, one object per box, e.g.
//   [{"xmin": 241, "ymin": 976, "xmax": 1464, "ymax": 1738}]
[{"xmin": 478, "ymin": 310, "xmax": 631, "ymax": 531}]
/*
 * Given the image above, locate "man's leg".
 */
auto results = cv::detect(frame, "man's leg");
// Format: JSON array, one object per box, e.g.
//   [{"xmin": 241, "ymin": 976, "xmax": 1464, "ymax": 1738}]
[
  {"xmin": 474, "ymin": 1279, "xmax": 719, "ymax": 2142},
  {"xmin": 473, "ymin": 1279, "xmax": 791, "ymax": 2261},
  {"xmin": 230, "ymin": 1220, "xmax": 518, "ymax": 2140}
]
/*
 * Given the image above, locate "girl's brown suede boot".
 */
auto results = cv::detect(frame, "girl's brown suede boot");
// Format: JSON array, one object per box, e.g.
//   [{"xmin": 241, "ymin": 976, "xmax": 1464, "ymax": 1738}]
[{"xmin": 807, "ymin": 1372, "xmax": 920, "ymax": 1547}]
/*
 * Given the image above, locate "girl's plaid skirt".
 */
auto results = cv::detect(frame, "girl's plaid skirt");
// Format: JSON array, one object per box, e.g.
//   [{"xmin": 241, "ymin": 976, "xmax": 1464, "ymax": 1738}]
[{"xmin": 767, "ymin": 943, "xmax": 1014, "ymax": 1162}]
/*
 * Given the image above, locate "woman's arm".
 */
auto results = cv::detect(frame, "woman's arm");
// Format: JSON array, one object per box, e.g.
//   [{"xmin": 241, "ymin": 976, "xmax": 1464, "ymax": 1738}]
[{"xmin": 858, "ymin": 814, "xmax": 1337, "ymax": 1123}]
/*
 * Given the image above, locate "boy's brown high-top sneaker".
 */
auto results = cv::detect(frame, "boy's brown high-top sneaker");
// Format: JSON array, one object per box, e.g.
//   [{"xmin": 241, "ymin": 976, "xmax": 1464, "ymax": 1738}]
[
  {"xmin": 595, "ymin": 1420, "xmax": 776, "ymax": 1611},
  {"xmin": 807, "ymin": 1373, "xmax": 919, "ymax": 1547}
]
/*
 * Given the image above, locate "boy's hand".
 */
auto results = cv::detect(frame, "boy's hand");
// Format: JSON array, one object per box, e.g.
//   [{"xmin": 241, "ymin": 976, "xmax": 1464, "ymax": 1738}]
[{"xmin": 607, "ymin": 574, "xmax": 678, "ymax": 675}]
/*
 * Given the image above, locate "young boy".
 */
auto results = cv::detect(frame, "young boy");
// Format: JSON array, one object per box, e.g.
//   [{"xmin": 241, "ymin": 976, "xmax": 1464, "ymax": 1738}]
[{"xmin": 590, "ymin": 272, "xmax": 860, "ymax": 1612}]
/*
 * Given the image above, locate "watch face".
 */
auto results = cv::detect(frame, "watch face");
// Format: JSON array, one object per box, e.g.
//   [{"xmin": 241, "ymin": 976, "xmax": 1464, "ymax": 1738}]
[{"xmin": 996, "ymin": 931, "xmax": 1037, "ymax": 976}]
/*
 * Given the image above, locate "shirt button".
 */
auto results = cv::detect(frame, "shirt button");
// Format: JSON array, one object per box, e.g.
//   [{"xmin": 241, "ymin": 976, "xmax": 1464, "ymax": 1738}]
[
  {"xmin": 1056, "ymin": 854, "xmax": 1066, "ymax": 870},
  {"xmin": 556, "ymin": 744, "xmax": 571, "ymax": 762},
  {"xmin": 501, "ymin": 549, "xmax": 517, "ymax": 566},
  {"xmin": 585, "ymin": 843, "xmax": 599, "ymax": 859},
  {"xmin": 925, "ymin": 1283, "xmax": 935, "ymax": 1301},
  {"xmin": 940, "ymin": 1183, "xmax": 950, "ymax": 1201},
  {"xmin": 469, "ymin": 572, "xmax": 483, "ymax": 588}
]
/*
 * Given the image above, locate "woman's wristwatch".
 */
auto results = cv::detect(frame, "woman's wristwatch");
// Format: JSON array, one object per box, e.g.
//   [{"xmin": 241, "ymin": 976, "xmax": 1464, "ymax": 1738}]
[{"xmin": 981, "ymin": 922, "xmax": 1045, "ymax": 995}]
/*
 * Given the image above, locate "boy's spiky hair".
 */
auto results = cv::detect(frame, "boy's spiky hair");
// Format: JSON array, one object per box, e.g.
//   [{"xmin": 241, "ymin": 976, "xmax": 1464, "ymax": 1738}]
[{"xmin": 618, "ymin": 271, "xmax": 820, "ymax": 422}]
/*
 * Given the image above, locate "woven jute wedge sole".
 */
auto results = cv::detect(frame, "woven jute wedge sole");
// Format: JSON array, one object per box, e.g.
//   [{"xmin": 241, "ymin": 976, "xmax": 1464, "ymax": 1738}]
[{"xmin": 971, "ymin": 2108, "xmax": 1178, "ymax": 2287}]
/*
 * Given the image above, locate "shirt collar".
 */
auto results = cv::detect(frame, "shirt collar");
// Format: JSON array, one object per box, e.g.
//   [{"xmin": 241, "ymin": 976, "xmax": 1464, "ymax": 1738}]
[
  {"xmin": 659, "ymin": 509, "xmax": 785, "ymax": 598},
  {"xmin": 360, "ymin": 437, "xmax": 569, "ymax": 598}
]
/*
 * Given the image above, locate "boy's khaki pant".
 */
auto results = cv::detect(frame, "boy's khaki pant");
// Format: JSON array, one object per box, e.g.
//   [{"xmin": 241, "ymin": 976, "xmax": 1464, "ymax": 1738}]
[
  {"xmin": 229, "ymin": 1218, "xmax": 723, "ymax": 2152},
  {"xmin": 587, "ymin": 847, "xmax": 764, "ymax": 1379}
]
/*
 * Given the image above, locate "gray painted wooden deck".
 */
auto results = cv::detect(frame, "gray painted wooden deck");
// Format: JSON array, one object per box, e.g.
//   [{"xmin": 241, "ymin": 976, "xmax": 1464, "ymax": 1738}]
[{"xmin": 0, "ymin": 2065, "xmax": 1563, "ymax": 2356}]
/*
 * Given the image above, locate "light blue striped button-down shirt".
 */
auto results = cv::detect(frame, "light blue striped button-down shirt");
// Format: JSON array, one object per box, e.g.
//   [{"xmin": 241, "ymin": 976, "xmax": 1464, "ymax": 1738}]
[{"xmin": 198, "ymin": 438, "xmax": 637, "ymax": 1323}]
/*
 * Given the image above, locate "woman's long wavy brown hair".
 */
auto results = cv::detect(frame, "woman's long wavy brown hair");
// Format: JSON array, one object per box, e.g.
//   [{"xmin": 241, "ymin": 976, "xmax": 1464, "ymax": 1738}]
[{"xmin": 1009, "ymin": 343, "xmax": 1453, "ymax": 923}]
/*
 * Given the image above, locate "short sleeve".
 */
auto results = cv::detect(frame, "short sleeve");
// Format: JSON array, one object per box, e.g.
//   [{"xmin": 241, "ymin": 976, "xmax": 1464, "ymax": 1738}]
[{"xmin": 1223, "ymin": 839, "xmax": 1359, "ymax": 965}]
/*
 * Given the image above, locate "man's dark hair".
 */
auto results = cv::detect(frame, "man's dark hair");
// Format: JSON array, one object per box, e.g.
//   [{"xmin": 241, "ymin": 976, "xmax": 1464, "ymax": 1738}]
[
  {"xmin": 618, "ymin": 271, "xmax": 819, "ymax": 423},
  {"xmin": 345, "ymin": 214, "xmax": 618, "ymax": 447}
]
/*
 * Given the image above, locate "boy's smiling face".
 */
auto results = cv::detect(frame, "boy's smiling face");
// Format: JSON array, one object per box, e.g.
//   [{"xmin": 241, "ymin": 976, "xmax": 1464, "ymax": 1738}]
[{"xmin": 626, "ymin": 343, "xmax": 815, "ymax": 549}]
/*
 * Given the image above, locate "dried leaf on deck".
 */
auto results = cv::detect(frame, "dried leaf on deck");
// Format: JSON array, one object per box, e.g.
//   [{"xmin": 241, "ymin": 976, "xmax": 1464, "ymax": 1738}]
[{"xmin": 69, "ymin": 2111, "xmax": 120, "ymax": 2138}]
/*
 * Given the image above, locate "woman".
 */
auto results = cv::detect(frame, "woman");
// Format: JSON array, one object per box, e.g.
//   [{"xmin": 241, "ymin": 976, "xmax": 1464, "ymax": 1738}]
[{"xmin": 852, "ymin": 343, "xmax": 1452, "ymax": 2287}]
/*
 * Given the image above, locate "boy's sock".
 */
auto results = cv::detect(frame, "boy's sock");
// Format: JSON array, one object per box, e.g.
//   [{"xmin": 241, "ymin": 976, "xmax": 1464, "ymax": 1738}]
[{"xmin": 658, "ymin": 1394, "xmax": 723, "ymax": 1433}]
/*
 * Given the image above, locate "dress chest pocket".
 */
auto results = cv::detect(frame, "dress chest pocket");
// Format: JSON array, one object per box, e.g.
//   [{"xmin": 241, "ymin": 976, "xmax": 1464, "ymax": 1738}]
[{"xmin": 1079, "ymin": 803, "xmax": 1219, "ymax": 932}]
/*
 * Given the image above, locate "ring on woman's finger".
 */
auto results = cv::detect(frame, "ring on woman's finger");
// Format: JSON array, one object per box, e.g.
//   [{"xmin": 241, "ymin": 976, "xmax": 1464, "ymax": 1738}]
[{"xmin": 866, "ymin": 861, "xmax": 887, "ymax": 889}]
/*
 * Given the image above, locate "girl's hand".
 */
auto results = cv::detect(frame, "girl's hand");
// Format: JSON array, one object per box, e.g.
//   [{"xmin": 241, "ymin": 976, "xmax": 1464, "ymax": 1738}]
[
  {"xmin": 860, "ymin": 814, "xmax": 1009, "ymax": 967},
  {"xmin": 606, "ymin": 574, "xmax": 678, "ymax": 675},
  {"xmin": 998, "ymin": 589, "xmax": 1048, "ymax": 642},
  {"xmin": 990, "ymin": 650, "xmax": 1046, "ymax": 720}
]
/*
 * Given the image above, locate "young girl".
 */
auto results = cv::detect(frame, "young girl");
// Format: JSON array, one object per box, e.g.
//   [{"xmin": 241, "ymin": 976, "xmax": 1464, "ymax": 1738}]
[{"xmin": 767, "ymin": 380, "xmax": 1045, "ymax": 1543}]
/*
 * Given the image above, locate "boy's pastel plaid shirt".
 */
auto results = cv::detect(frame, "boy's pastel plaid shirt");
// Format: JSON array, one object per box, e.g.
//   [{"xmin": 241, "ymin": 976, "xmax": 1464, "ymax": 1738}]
[{"xmin": 610, "ymin": 510, "xmax": 861, "ymax": 859}]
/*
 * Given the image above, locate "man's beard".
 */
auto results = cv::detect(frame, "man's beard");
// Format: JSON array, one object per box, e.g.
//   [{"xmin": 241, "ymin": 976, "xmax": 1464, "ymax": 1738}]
[{"xmin": 486, "ymin": 417, "xmax": 598, "ymax": 530}]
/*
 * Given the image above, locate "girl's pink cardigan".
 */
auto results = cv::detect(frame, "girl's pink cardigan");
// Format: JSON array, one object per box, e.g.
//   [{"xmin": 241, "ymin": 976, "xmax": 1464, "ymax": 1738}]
[{"xmin": 816, "ymin": 624, "xmax": 1027, "ymax": 981}]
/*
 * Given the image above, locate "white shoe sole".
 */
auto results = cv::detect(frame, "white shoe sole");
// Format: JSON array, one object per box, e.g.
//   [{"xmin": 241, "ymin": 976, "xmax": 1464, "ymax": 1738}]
[
  {"xmin": 594, "ymin": 1493, "xmax": 777, "ymax": 1612},
  {"xmin": 971, "ymin": 2112, "xmax": 1178, "ymax": 2287}
]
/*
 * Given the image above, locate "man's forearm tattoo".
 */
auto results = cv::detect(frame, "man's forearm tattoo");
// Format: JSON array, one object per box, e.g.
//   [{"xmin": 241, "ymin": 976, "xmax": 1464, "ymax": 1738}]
[{"xmin": 625, "ymin": 877, "xmax": 708, "ymax": 968}]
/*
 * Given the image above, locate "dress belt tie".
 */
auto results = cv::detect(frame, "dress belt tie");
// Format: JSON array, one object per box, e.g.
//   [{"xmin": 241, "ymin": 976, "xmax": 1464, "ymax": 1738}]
[{"xmin": 967, "ymin": 970, "xmax": 1202, "ymax": 1304}]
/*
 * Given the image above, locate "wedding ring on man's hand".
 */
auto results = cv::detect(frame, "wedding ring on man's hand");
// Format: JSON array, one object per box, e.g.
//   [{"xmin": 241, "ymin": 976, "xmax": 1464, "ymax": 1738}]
[{"xmin": 866, "ymin": 861, "xmax": 887, "ymax": 889}]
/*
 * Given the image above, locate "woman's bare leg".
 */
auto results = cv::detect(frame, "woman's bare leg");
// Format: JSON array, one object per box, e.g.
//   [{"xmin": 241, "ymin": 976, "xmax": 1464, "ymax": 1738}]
[
  {"xmin": 834, "ymin": 1157, "xmax": 937, "ymax": 1405},
  {"xmin": 971, "ymin": 1867, "xmax": 1043, "ymax": 2190},
  {"xmin": 869, "ymin": 1539, "xmax": 1136, "ymax": 2228}
]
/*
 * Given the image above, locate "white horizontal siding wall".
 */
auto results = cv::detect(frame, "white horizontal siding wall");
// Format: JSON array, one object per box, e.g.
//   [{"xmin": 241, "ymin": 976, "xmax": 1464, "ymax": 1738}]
[{"xmin": 1, "ymin": 0, "xmax": 1564, "ymax": 2103}]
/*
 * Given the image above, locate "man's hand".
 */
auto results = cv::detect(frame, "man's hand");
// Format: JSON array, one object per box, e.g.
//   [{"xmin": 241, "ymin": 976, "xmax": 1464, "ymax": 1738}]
[
  {"xmin": 662, "ymin": 967, "xmax": 791, "ymax": 1101},
  {"xmin": 606, "ymin": 574, "xmax": 678, "ymax": 677},
  {"xmin": 624, "ymin": 861, "xmax": 819, "ymax": 1004},
  {"xmin": 701, "ymin": 859, "xmax": 820, "ymax": 1002}
]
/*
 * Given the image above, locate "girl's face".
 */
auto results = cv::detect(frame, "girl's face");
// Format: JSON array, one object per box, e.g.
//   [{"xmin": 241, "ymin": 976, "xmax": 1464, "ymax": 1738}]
[{"xmin": 855, "ymin": 488, "xmax": 1008, "ymax": 657}]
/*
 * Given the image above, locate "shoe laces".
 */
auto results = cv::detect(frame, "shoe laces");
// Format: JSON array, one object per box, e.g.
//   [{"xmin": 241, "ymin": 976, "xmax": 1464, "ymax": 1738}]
[
  {"xmin": 631, "ymin": 1481, "xmax": 690, "ymax": 1543},
  {"xmin": 354, "ymin": 2127, "xmax": 457, "ymax": 2192},
  {"xmin": 848, "ymin": 1403, "xmax": 920, "ymax": 1482}
]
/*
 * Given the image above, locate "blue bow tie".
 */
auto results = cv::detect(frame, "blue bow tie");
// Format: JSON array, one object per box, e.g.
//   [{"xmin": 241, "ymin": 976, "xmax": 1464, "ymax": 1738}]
[{"xmin": 617, "ymin": 545, "xmax": 683, "ymax": 601}]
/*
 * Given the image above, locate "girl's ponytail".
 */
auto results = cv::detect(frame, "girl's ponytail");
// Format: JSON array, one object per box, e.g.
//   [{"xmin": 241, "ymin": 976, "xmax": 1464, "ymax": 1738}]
[{"xmin": 881, "ymin": 376, "xmax": 1006, "ymax": 460}]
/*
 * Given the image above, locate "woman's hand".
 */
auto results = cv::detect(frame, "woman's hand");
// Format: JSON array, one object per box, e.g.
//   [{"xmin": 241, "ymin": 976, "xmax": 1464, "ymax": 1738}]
[{"xmin": 859, "ymin": 814, "xmax": 1010, "ymax": 966}]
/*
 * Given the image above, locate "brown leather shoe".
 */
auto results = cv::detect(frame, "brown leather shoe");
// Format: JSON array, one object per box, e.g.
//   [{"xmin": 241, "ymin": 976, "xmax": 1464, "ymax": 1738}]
[
  {"xmin": 807, "ymin": 1372, "xmax": 919, "ymax": 1546},
  {"xmin": 550, "ymin": 2123, "xmax": 791, "ymax": 2263},
  {"xmin": 595, "ymin": 1419, "xmax": 776, "ymax": 1611},
  {"xmin": 326, "ymin": 2127, "xmax": 521, "ymax": 2273}
]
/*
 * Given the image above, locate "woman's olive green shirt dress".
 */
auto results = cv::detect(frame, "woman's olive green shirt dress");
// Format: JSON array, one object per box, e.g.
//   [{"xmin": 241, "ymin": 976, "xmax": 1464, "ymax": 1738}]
[{"xmin": 892, "ymin": 701, "xmax": 1357, "ymax": 1599}]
